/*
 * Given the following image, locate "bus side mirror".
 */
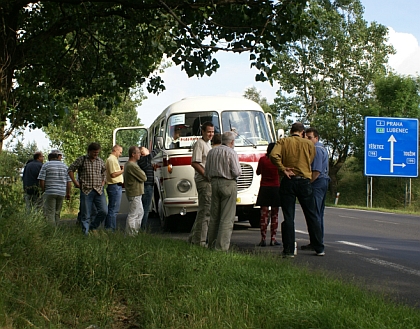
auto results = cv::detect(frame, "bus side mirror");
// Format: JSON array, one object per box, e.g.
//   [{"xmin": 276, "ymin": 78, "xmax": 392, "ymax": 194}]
[
  {"xmin": 277, "ymin": 129, "xmax": 284, "ymax": 139},
  {"xmin": 155, "ymin": 136, "xmax": 164, "ymax": 149}
]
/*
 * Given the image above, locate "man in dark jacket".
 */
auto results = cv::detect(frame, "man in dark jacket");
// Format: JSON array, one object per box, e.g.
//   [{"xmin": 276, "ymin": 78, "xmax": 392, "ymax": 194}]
[
  {"xmin": 138, "ymin": 147, "xmax": 159, "ymax": 230},
  {"xmin": 22, "ymin": 151, "xmax": 44, "ymax": 211}
]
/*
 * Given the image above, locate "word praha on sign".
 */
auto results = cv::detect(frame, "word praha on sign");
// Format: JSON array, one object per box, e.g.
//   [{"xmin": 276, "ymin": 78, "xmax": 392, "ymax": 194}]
[{"xmin": 364, "ymin": 117, "xmax": 419, "ymax": 177}]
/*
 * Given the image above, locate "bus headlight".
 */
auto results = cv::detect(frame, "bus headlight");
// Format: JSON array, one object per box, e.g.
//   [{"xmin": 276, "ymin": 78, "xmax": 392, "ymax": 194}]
[{"xmin": 177, "ymin": 180, "xmax": 192, "ymax": 193}]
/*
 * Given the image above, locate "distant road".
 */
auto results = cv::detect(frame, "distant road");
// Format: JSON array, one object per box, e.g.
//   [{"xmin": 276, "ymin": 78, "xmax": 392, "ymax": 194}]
[{"xmin": 149, "ymin": 207, "xmax": 420, "ymax": 308}]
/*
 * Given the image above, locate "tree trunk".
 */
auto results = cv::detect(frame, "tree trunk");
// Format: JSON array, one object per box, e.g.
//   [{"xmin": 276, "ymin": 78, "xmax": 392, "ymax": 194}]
[
  {"xmin": 0, "ymin": 5, "xmax": 19, "ymax": 153},
  {"xmin": 328, "ymin": 158, "xmax": 346, "ymax": 199}
]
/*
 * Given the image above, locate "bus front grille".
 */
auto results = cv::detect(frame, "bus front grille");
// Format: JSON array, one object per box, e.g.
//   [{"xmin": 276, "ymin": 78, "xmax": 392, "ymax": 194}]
[{"xmin": 237, "ymin": 164, "xmax": 253, "ymax": 191}]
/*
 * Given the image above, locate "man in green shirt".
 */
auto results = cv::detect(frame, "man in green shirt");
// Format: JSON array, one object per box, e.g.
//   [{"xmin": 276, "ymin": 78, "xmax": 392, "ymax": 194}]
[
  {"xmin": 270, "ymin": 122, "xmax": 324, "ymax": 258},
  {"xmin": 123, "ymin": 146, "xmax": 147, "ymax": 236}
]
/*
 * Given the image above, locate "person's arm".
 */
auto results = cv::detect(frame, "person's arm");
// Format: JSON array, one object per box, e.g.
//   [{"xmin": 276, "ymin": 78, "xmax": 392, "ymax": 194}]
[
  {"xmin": 65, "ymin": 181, "xmax": 71, "ymax": 200},
  {"xmin": 231, "ymin": 152, "xmax": 242, "ymax": 179},
  {"xmin": 311, "ymin": 171, "xmax": 320, "ymax": 183},
  {"xmin": 191, "ymin": 162, "xmax": 205, "ymax": 177},
  {"xmin": 133, "ymin": 166, "xmax": 147, "ymax": 182},
  {"xmin": 39, "ymin": 180, "xmax": 45, "ymax": 192},
  {"xmin": 68, "ymin": 171, "xmax": 79, "ymax": 188}
]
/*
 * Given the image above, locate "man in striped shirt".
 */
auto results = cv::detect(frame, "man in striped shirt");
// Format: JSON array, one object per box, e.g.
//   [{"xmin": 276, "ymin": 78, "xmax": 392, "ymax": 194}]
[
  {"xmin": 205, "ymin": 131, "xmax": 242, "ymax": 251},
  {"xmin": 38, "ymin": 150, "xmax": 71, "ymax": 224}
]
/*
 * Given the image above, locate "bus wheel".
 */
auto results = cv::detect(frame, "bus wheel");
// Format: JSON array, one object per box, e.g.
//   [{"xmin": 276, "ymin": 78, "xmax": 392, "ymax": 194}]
[
  {"xmin": 238, "ymin": 206, "xmax": 261, "ymax": 228},
  {"xmin": 248, "ymin": 216, "xmax": 260, "ymax": 229}
]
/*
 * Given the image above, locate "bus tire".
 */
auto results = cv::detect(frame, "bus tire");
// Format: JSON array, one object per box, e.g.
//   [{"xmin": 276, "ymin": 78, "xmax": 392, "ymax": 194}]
[{"xmin": 248, "ymin": 216, "xmax": 260, "ymax": 229}]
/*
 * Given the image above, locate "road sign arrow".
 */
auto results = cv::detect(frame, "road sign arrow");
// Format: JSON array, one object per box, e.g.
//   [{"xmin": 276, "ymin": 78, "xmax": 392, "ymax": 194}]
[
  {"xmin": 388, "ymin": 135, "xmax": 397, "ymax": 143},
  {"xmin": 388, "ymin": 135, "xmax": 396, "ymax": 172}
]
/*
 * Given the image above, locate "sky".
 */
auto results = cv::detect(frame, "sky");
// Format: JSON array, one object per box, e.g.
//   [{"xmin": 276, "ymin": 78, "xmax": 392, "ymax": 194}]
[{"xmin": 14, "ymin": 0, "xmax": 420, "ymax": 151}]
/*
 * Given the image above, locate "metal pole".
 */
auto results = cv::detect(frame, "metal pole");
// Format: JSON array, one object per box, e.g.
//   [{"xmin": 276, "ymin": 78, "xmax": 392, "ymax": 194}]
[
  {"xmin": 366, "ymin": 176, "xmax": 369, "ymax": 208},
  {"xmin": 409, "ymin": 178, "xmax": 412, "ymax": 206}
]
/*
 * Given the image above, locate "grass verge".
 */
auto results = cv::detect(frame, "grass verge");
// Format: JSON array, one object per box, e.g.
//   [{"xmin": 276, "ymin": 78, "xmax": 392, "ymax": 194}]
[{"xmin": 1, "ymin": 210, "xmax": 420, "ymax": 328}]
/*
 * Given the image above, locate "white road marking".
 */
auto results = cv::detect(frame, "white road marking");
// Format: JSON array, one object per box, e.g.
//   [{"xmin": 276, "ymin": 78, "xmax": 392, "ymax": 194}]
[
  {"xmin": 337, "ymin": 249, "xmax": 420, "ymax": 277},
  {"xmin": 295, "ymin": 230, "xmax": 308, "ymax": 235},
  {"xmin": 338, "ymin": 215, "xmax": 360, "ymax": 219},
  {"xmin": 363, "ymin": 258, "xmax": 420, "ymax": 278},
  {"xmin": 336, "ymin": 241, "xmax": 378, "ymax": 250},
  {"xmin": 374, "ymin": 220, "xmax": 399, "ymax": 225}
]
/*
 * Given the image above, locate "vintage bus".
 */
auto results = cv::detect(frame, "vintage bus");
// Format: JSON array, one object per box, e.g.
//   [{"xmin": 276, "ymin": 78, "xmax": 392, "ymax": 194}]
[{"xmin": 113, "ymin": 96, "xmax": 280, "ymax": 230}]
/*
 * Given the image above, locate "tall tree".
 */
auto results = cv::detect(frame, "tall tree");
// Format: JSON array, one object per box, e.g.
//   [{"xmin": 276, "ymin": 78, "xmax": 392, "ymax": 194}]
[
  {"xmin": 0, "ymin": 0, "xmax": 320, "ymax": 151},
  {"xmin": 243, "ymin": 86, "xmax": 287, "ymax": 131},
  {"xmin": 373, "ymin": 73, "xmax": 420, "ymax": 119},
  {"xmin": 271, "ymin": 0, "xmax": 394, "ymax": 194},
  {"xmin": 43, "ymin": 91, "xmax": 143, "ymax": 164}
]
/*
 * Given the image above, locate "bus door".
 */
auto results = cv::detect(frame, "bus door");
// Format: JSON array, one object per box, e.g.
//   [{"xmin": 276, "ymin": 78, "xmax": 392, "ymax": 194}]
[{"xmin": 112, "ymin": 126, "xmax": 148, "ymax": 214}]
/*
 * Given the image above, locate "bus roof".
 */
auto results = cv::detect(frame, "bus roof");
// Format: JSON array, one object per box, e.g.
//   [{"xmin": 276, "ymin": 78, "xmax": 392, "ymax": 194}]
[{"xmin": 158, "ymin": 96, "xmax": 264, "ymax": 118}]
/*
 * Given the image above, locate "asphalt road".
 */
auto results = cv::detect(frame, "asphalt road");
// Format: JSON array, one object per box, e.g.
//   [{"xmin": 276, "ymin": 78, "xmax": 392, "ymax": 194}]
[{"xmin": 135, "ymin": 206, "xmax": 420, "ymax": 309}]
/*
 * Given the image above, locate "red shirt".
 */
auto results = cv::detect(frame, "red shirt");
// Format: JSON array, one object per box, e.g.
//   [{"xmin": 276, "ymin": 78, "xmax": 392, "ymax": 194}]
[{"xmin": 256, "ymin": 156, "xmax": 280, "ymax": 187}]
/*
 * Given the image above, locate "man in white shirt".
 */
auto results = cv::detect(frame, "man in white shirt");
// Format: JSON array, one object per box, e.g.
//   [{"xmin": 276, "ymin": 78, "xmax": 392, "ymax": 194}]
[{"xmin": 188, "ymin": 121, "xmax": 214, "ymax": 246}]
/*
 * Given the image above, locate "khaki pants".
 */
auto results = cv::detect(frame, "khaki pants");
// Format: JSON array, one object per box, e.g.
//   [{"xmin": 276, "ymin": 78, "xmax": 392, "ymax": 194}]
[
  {"xmin": 208, "ymin": 178, "xmax": 237, "ymax": 251},
  {"xmin": 43, "ymin": 194, "xmax": 64, "ymax": 224},
  {"xmin": 189, "ymin": 179, "xmax": 212, "ymax": 246}
]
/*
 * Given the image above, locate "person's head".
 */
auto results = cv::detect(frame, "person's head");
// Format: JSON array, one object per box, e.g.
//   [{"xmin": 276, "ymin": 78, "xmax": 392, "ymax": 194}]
[
  {"xmin": 139, "ymin": 146, "xmax": 150, "ymax": 156},
  {"xmin": 173, "ymin": 126, "xmax": 181, "ymax": 139},
  {"xmin": 266, "ymin": 143, "xmax": 276, "ymax": 156},
  {"xmin": 290, "ymin": 122, "xmax": 306, "ymax": 137},
  {"xmin": 87, "ymin": 142, "xmax": 101, "ymax": 159},
  {"xmin": 305, "ymin": 127, "xmax": 319, "ymax": 144},
  {"xmin": 222, "ymin": 131, "xmax": 236, "ymax": 149},
  {"xmin": 201, "ymin": 121, "xmax": 215, "ymax": 142},
  {"xmin": 49, "ymin": 149, "xmax": 63, "ymax": 161},
  {"xmin": 128, "ymin": 146, "xmax": 140, "ymax": 160},
  {"xmin": 34, "ymin": 151, "xmax": 44, "ymax": 162},
  {"xmin": 111, "ymin": 144, "xmax": 123, "ymax": 158},
  {"xmin": 212, "ymin": 133, "xmax": 222, "ymax": 147}
]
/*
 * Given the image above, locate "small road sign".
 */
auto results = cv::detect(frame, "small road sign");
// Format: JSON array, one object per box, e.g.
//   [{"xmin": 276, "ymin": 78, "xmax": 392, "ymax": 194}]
[{"xmin": 364, "ymin": 117, "xmax": 418, "ymax": 177}]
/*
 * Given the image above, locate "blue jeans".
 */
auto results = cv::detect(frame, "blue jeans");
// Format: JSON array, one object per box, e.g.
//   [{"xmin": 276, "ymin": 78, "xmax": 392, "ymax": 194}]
[
  {"xmin": 141, "ymin": 184, "xmax": 153, "ymax": 230},
  {"xmin": 105, "ymin": 184, "xmax": 122, "ymax": 231},
  {"xmin": 279, "ymin": 177, "xmax": 324, "ymax": 254},
  {"xmin": 80, "ymin": 188, "xmax": 108, "ymax": 235},
  {"xmin": 312, "ymin": 177, "xmax": 329, "ymax": 239}
]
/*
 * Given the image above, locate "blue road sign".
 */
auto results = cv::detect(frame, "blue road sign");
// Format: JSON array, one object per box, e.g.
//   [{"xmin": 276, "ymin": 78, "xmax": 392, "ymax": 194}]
[{"xmin": 364, "ymin": 117, "xmax": 418, "ymax": 177}]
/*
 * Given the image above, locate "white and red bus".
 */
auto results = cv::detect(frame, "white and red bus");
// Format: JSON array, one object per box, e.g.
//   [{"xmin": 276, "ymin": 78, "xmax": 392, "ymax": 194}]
[{"xmin": 113, "ymin": 96, "xmax": 280, "ymax": 229}]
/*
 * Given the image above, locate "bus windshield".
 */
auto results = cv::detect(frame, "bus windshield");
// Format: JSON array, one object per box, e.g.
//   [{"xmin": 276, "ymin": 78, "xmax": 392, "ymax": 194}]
[
  {"xmin": 165, "ymin": 111, "xmax": 220, "ymax": 149},
  {"xmin": 221, "ymin": 110, "xmax": 273, "ymax": 147}
]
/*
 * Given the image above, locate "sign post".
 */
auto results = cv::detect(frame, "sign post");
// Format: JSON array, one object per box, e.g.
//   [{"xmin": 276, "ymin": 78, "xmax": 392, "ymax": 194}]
[{"xmin": 364, "ymin": 117, "xmax": 419, "ymax": 207}]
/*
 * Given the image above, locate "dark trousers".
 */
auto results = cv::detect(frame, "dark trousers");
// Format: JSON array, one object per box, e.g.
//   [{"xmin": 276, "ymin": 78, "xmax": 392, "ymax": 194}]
[
  {"xmin": 279, "ymin": 177, "xmax": 324, "ymax": 254},
  {"xmin": 312, "ymin": 177, "xmax": 329, "ymax": 239}
]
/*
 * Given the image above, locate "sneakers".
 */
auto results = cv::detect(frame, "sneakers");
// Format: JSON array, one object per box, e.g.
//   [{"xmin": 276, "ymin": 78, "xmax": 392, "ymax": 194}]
[
  {"xmin": 316, "ymin": 251, "xmax": 325, "ymax": 256},
  {"xmin": 282, "ymin": 252, "xmax": 294, "ymax": 259},
  {"xmin": 270, "ymin": 240, "xmax": 281, "ymax": 246},
  {"xmin": 300, "ymin": 244, "xmax": 315, "ymax": 251}
]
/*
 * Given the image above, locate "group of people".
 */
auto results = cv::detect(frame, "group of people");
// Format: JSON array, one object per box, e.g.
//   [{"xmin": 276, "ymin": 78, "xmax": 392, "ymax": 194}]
[
  {"xmin": 187, "ymin": 121, "xmax": 329, "ymax": 258},
  {"xmin": 22, "ymin": 142, "xmax": 154, "ymax": 236},
  {"xmin": 22, "ymin": 121, "xmax": 328, "ymax": 257},
  {"xmin": 268, "ymin": 122, "xmax": 329, "ymax": 258}
]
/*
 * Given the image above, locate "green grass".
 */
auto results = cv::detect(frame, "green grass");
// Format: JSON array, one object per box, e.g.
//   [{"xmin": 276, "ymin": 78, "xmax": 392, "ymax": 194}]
[{"xmin": 1, "ymin": 209, "xmax": 420, "ymax": 328}]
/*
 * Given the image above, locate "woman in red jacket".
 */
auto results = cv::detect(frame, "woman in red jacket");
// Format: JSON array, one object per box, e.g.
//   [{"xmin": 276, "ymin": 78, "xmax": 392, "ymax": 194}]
[{"xmin": 256, "ymin": 143, "xmax": 281, "ymax": 246}]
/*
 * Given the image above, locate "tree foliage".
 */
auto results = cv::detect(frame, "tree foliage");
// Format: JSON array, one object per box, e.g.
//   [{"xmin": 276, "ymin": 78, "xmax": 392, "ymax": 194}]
[
  {"xmin": 271, "ymin": 0, "xmax": 393, "ymax": 193},
  {"xmin": 43, "ymin": 91, "xmax": 143, "ymax": 164},
  {"xmin": 373, "ymin": 73, "xmax": 420, "ymax": 119},
  {"xmin": 243, "ymin": 86, "xmax": 287, "ymax": 131},
  {"xmin": 0, "ymin": 0, "xmax": 322, "ymax": 150}
]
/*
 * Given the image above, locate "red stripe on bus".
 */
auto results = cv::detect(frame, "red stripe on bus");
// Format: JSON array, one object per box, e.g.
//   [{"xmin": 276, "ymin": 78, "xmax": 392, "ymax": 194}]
[{"xmin": 156, "ymin": 153, "xmax": 265, "ymax": 168}]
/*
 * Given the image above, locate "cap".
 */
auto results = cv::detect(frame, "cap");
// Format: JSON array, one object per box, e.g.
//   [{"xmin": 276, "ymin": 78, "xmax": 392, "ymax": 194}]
[{"xmin": 50, "ymin": 149, "xmax": 63, "ymax": 156}]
